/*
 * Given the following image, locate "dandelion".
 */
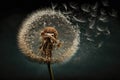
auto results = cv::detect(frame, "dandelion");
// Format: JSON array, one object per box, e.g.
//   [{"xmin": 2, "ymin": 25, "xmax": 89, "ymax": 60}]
[{"xmin": 18, "ymin": 9, "xmax": 80, "ymax": 80}]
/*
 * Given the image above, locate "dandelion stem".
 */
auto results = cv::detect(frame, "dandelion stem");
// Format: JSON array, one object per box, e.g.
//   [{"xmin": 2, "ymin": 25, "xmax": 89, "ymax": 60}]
[{"xmin": 47, "ymin": 63, "xmax": 54, "ymax": 80}]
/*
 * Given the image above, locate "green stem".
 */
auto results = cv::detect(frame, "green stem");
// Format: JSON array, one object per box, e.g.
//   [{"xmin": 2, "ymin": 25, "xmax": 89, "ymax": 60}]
[{"xmin": 47, "ymin": 63, "xmax": 54, "ymax": 80}]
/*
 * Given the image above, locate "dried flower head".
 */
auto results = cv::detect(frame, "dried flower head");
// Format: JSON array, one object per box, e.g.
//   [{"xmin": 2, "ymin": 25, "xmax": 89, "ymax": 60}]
[{"xmin": 18, "ymin": 9, "xmax": 80, "ymax": 64}]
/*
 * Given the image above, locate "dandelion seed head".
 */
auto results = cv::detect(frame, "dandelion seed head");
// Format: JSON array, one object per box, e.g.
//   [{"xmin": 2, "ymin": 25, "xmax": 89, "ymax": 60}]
[{"xmin": 18, "ymin": 9, "xmax": 80, "ymax": 64}]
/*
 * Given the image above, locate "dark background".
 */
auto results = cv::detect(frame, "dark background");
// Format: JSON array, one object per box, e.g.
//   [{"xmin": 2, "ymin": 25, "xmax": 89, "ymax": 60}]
[{"xmin": 0, "ymin": 0, "xmax": 120, "ymax": 80}]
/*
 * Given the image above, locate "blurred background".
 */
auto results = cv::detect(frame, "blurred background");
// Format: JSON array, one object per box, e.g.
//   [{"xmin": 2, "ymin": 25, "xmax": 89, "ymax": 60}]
[{"xmin": 0, "ymin": 0, "xmax": 120, "ymax": 80}]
